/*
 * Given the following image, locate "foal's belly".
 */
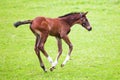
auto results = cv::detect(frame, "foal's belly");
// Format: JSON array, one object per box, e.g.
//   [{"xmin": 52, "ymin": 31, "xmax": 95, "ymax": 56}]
[{"xmin": 49, "ymin": 29, "xmax": 60, "ymax": 37}]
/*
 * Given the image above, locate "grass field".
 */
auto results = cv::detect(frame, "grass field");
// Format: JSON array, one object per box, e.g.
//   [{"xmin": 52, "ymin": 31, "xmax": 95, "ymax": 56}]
[{"xmin": 0, "ymin": 0, "xmax": 120, "ymax": 80}]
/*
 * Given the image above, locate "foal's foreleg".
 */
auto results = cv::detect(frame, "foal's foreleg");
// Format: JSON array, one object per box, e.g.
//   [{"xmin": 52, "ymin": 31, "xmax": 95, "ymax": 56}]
[
  {"xmin": 50, "ymin": 37, "xmax": 62, "ymax": 71},
  {"xmin": 61, "ymin": 35, "xmax": 73, "ymax": 67},
  {"xmin": 54, "ymin": 37, "xmax": 62, "ymax": 66},
  {"xmin": 34, "ymin": 35, "xmax": 47, "ymax": 72}
]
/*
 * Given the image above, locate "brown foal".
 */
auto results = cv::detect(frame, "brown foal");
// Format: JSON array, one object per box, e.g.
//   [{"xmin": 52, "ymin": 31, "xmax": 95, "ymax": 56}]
[{"xmin": 14, "ymin": 12, "xmax": 92, "ymax": 72}]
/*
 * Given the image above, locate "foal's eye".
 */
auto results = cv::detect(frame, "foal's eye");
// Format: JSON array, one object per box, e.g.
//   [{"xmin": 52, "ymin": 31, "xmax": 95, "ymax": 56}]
[{"xmin": 82, "ymin": 23, "xmax": 86, "ymax": 26}]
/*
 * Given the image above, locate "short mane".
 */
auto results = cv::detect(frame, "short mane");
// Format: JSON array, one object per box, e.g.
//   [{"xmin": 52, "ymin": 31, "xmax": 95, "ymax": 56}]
[{"xmin": 59, "ymin": 12, "xmax": 81, "ymax": 18}]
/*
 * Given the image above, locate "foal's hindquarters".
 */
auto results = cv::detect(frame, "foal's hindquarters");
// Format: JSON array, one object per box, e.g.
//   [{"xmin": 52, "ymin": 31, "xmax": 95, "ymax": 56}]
[{"xmin": 30, "ymin": 17, "xmax": 54, "ymax": 72}]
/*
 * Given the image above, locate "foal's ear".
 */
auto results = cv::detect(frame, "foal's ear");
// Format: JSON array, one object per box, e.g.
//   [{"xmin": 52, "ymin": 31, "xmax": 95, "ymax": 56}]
[
  {"xmin": 84, "ymin": 12, "xmax": 88, "ymax": 16},
  {"xmin": 82, "ymin": 12, "xmax": 88, "ymax": 17},
  {"xmin": 84, "ymin": 11, "xmax": 88, "ymax": 15}
]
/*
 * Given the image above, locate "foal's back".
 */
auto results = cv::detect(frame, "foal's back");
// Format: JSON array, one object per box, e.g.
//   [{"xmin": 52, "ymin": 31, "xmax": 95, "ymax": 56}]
[{"xmin": 31, "ymin": 17, "xmax": 69, "ymax": 37}]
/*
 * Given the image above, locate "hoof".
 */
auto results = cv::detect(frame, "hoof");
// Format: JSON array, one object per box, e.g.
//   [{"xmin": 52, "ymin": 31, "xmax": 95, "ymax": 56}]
[
  {"xmin": 41, "ymin": 66, "xmax": 47, "ymax": 72},
  {"xmin": 44, "ymin": 69, "xmax": 47, "ymax": 72},
  {"xmin": 61, "ymin": 64, "xmax": 64, "ymax": 67},
  {"xmin": 50, "ymin": 67, "xmax": 55, "ymax": 71}
]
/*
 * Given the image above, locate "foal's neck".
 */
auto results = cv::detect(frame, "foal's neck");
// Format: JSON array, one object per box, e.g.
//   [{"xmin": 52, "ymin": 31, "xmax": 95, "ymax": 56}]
[{"xmin": 60, "ymin": 16, "xmax": 79, "ymax": 27}]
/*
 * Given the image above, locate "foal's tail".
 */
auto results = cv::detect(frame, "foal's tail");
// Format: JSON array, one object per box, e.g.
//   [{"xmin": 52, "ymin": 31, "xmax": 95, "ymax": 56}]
[{"xmin": 14, "ymin": 20, "xmax": 32, "ymax": 28}]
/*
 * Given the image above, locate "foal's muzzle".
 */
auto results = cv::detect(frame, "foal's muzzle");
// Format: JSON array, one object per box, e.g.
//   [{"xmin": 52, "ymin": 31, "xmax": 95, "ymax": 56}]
[
  {"xmin": 87, "ymin": 26, "xmax": 92, "ymax": 31},
  {"xmin": 88, "ymin": 27, "xmax": 92, "ymax": 31}
]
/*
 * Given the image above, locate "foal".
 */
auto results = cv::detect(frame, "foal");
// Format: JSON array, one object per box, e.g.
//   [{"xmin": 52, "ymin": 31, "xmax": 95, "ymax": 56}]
[{"xmin": 14, "ymin": 12, "xmax": 92, "ymax": 72}]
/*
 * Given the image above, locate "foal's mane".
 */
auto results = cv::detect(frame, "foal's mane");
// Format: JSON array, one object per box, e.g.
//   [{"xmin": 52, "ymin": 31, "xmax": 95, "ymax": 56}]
[{"xmin": 59, "ymin": 12, "xmax": 81, "ymax": 18}]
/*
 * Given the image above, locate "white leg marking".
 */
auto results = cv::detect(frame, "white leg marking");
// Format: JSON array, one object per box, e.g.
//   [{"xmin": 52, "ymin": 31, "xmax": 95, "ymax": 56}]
[
  {"xmin": 62, "ymin": 55, "xmax": 70, "ymax": 65},
  {"xmin": 52, "ymin": 60, "xmax": 58, "ymax": 67},
  {"xmin": 47, "ymin": 56, "xmax": 53, "ymax": 64}
]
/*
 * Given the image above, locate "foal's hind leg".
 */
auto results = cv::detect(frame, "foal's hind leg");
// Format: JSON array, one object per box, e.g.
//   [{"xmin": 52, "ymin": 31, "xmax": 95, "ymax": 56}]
[
  {"xmin": 34, "ymin": 35, "xmax": 47, "ymax": 72},
  {"xmin": 38, "ymin": 33, "xmax": 53, "ymax": 66}
]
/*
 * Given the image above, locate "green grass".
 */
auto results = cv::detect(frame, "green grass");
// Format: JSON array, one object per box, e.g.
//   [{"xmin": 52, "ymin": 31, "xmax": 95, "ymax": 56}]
[{"xmin": 0, "ymin": 0, "xmax": 120, "ymax": 80}]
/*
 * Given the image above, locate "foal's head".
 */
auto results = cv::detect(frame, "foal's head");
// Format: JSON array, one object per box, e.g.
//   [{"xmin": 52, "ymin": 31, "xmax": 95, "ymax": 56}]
[
  {"xmin": 76, "ymin": 12, "xmax": 92, "ymax": 31},
  {"xmin": 59, "ymin": 12, "xmax": 92, "ymax": 31}
]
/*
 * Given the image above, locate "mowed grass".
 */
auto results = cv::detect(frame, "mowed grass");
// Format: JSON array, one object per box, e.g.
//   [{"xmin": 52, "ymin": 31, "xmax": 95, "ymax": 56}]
[{"xmin": 0, "ymin": 0, "xmax": 120, "ymax": 80}]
